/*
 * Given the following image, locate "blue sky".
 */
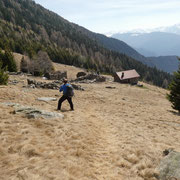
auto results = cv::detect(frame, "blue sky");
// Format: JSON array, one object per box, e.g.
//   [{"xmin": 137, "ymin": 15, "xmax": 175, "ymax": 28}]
[{"xmin": 34, "ymin": 0, "xmax": 180, "ymax": 35}]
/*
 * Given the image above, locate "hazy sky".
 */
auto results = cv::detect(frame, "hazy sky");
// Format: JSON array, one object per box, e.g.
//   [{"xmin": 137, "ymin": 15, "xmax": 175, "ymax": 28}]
[{"xmin": 34, "ymin": 0, "xmax": 180, "ymax": 35}]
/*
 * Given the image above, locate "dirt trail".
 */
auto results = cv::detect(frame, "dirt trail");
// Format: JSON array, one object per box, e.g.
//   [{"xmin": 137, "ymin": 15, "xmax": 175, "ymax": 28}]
[{"xmin": 69, "ymin": 94, "xmax": 121, "ymax": 179}]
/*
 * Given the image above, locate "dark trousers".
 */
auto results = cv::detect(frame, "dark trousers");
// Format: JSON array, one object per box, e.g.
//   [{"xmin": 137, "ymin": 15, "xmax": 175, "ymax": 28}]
[{"xmin": 57, "ymin": 95, "xmax": 74, "ymax": 110}]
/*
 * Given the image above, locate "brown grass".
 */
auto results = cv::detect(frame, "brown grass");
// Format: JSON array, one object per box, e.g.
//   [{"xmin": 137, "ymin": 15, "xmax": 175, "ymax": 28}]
[{"xmin": 0, "ymin": 64, "xmax": 180, "ymax": 179}]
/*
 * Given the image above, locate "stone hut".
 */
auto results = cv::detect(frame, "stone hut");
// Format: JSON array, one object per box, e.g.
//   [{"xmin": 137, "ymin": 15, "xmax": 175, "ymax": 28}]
[{"xmin": 114, "ymin": 69, "xmax": 140, "ymax": 85}]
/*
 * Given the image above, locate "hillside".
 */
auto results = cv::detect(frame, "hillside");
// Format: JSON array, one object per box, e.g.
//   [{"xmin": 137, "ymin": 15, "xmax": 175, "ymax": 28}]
[
  {"xmin": 0, "ymin": 0, "xmax": 172, "ymax": 87},
  {"xmin": 93, "ymin": 36, "xmax": 153, "ymax": 66},
  {"xmin": 72, "ymin": 28, "xmax": 153, "ymax": 66},
  {"xmin": 0, "ymin": 68, "xmax": 180, "ymax": 179},
  {"xmin": 147, "ymin": 56, "xmax": 180, "ymax": 74}
]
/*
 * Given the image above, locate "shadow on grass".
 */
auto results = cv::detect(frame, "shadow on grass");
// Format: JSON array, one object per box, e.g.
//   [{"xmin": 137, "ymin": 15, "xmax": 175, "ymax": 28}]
[
  {"xmin": 168, "ymin": 110, "xmax": 180, "ymax": 116},
  {"xmin": 55, "ymin": 109, "xmax": 73, "ymax": 112},
  {"xmin": 60, "ymin": 109, "xmax": 72, "ymax": 112}
]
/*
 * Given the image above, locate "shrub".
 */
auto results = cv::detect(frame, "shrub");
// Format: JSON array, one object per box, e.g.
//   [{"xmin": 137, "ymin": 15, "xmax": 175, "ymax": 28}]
[
  {"xmin": 20, "ymin": 56, "xmax": 30, "ymax": 73},
  {"xmin": 167, "ymin": 58, "xmax": 180, "ymax": 113}
]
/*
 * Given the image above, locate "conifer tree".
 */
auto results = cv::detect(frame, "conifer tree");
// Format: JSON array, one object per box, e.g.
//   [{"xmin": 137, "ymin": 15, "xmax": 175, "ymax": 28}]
[
  {"xmin": 167, "ymin": 58, "xmax": 180, "ymax": 113},
  {"xmin": 3, "ymin": 49, "xmax": 17, "ymax": 72},
  {"xmin": 0, "ymin": 61, "xmax": 8, "ymax": 85}
]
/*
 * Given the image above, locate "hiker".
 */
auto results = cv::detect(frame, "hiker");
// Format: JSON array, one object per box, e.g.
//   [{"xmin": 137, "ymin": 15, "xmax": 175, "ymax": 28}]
[
  {"xmin": 57, "ymin": 78, "xmax": 74, "ymax": 111},
  {"xmin": 121, "ymin": 72, "xmax": 124, "ymax": 79}
]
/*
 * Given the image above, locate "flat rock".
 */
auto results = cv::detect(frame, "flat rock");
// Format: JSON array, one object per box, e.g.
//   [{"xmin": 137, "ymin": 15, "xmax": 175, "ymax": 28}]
[
  {"xmin": 37, "ymin": 97, "xmax": 57, "ymax": 102},
  {"xmin": 1, "ymin": 102, "xmax": 64, "ymax": 119},
  {"xmin": 157, "ymin": 150, "xmax": 180, "ymax": 180}
]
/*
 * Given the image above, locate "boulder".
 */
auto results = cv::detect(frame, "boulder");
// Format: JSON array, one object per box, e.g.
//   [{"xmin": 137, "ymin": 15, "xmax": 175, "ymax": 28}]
[
  {"xmin": 27, "ymin": 79, "xmax": 36, "ymax": 85},
  {"xmin": 156, "ymin": 149, "xmax": 180, "ymax": 180},
  {"xmin": 96, "ymin": 76, "xmax": 106, "ymax": 82},
  {"xmin": 76, "ymin": 72, "xmax": 87, "ymax": 78},
  {"xmin": 71, "ymin": 84, "xmax": 84, "ymax": 91},
  {"xmin": 44, "ymin": 71, "xmax": 67, "ymax": 80}
]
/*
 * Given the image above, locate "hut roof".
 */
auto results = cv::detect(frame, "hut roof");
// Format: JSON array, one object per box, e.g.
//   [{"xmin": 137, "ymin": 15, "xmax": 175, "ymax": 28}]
[{"xmin": 116, "ymin": 69, "xmax": 140, "ymax": 80}]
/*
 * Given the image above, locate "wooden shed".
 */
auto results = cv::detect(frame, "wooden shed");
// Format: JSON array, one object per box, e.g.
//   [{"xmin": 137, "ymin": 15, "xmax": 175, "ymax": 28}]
[{"xmin": 114, "ymin": 69, "xmax": 140, "ymax": 84}]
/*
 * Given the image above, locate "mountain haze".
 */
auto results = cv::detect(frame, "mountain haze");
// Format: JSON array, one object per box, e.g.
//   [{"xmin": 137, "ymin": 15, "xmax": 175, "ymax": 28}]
[
  {"xmin": 0, "ymin": 0, "xmax": 172, "ymax": 87},
  {"xmin": 155, "ymin": 23, "xmax": 180, "ymax": 35},
  {"xmin": 112, "ymin": 32, "xmax": 180, "ymax": 57}
]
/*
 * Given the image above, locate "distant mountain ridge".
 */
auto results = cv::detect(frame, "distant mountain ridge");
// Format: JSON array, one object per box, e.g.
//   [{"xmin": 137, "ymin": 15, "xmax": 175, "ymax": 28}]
[
  {"xmin": 110, "ymin": 23, "xmax": 180, "ymax": 36},
  {"xmin": 112, "ymin": 32, "xmax": 180, "ymax": 57},
  {"xmin": 153, "ymin": 23, "xmax": 180, "ymax": 35},
  {"xmin": 111, "ymin": 31, "xmax": 180, "ymax": 73}
]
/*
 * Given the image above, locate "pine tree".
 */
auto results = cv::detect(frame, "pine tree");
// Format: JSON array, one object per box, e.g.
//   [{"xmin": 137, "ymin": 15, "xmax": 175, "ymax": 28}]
[
  {"xmin": 0, "ymin": 61, "xmax": 9, "ymax": 85},
  {"xmin": 3, "ymin": 49, "xmax": 17, "ymax": 72},
  {"xmin": 167, "ymin": 58, "xmax": 180, "ymax": 113}
]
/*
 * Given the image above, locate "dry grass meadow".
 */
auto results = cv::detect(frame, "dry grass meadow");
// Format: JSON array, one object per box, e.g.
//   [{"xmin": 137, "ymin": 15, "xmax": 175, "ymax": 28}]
[{"xmin": 0, "ymin": 63, "xmax": 180, "ymax": 180}]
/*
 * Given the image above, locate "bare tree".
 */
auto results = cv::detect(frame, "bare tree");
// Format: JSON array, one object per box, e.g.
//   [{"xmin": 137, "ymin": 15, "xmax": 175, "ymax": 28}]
[
  {"xmin": 20, "ymin": 56, "xmax": 30, "ymax": 73},
  {"xmin": 29, "ymin": 51, "xmax": 54, "ymax": 76}
]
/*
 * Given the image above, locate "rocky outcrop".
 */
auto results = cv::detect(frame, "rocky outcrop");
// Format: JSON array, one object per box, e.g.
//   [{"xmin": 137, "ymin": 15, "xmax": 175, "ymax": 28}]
[
  {"xmin": 156, "ymin": 149, "xmax": 180, "ymax": 180},
  {"xmin": 27, "ymin": 79, "xmax": 60, "ymax": 89},
  {"xmin": 8, "ymin": 72, "xmax": 32, "ymax": 76},
  {"xmin": 8, "ymin": 80, "xmax": 19, "ymax": 85},
  {"xmin": 1, "ymin": 102, "xmax": 64, "ymax": 119},
  {"xmin": 73, "ymin": 73, "xmax": 106, "ymax": 83},
  {"xmin": 44, "ymin": 71, "xmax": 67, "ymax": 80},
  {"xmin": 27, "ymin": 79, "xmax": 85, "ymax": 91}
]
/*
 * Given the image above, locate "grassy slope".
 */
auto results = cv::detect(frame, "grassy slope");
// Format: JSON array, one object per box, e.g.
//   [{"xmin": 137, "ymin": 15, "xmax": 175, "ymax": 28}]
[{"xmin": 0, "ymin": 64, "xmax": 179, "ymax": 179}]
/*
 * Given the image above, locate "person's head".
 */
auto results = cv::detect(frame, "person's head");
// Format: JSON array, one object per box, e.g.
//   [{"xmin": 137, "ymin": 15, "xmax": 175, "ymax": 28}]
[{"xmin": 63, "ymin": 78, "xmax": 68, "ymax": 84}]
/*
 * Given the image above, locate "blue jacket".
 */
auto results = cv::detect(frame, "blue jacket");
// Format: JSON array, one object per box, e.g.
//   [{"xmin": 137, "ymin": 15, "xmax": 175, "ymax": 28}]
[{"xmin": 59, "ymin": 83, "xmax": 72, "ymax": 95}]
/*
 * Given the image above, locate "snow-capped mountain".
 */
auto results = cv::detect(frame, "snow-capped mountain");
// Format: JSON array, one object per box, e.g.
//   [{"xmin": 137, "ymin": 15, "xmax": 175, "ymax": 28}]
[
  {"xmin": 154, "ymin": 24, "xmax": 180, "ymax": 35},
  {"xmin": 110, "ymin": 23, "xmax": 180, "ymax": 73},
  {"xmin": 108, "ymin": 23, "xmax": 180, "ymax": 37}
]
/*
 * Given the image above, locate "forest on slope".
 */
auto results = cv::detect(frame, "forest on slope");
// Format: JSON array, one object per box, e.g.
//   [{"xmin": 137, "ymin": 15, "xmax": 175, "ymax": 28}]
[{"xmin": 0, "ymin": 0, "xmax": 172, "ymax": 87}]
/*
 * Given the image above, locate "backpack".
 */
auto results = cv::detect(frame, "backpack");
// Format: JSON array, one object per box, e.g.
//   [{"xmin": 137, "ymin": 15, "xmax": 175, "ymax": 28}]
[{"xmin": 65, "ymin": 85, "xmax": 74, "ymax": 97}]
